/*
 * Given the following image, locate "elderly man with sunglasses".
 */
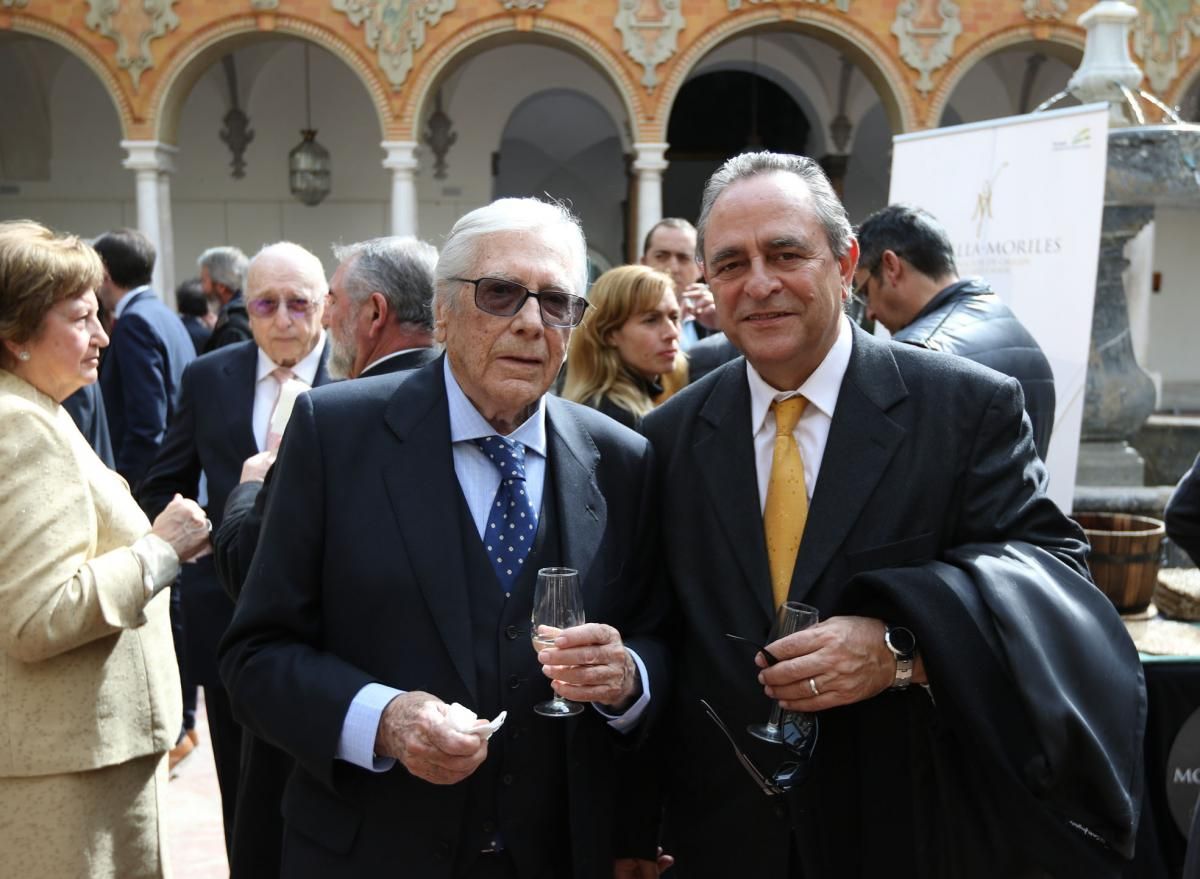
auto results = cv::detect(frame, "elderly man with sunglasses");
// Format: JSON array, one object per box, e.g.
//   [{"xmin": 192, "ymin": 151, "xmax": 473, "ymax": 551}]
[
  {"xmin": 219, "ymin": 198, "xmax": 667, "ymax": 879},
  {"xmin": 139, "ymin": 241, "xmax": 331, "ymax": 854}
]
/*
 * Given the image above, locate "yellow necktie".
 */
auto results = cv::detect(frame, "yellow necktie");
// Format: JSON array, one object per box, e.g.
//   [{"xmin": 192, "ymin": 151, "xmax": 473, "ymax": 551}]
[{"xmin": 764, "ymin": 397, "xmax": 809, "ymax": 608}]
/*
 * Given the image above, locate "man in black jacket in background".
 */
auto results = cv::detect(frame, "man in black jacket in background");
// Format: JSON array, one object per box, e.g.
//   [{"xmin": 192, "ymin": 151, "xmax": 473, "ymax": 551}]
[{"xmin": 854, "ymin": 204, "xmax": 1056, "ymax": 460}]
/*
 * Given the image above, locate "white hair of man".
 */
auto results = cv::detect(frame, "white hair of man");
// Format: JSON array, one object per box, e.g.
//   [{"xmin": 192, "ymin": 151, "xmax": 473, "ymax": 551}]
[
  {"xmin": 198, "ymin": 245, "xmax": 249, "ymax": 293},
  {"xmin": 247, "ymin": 241, "xmax": 328, "ymax": 295},
  {"xmin": 434, "ymin": 197, "xmax": 588, "ymax": 313},
  {"xmin": 331, "ymin": 236, "xmax": 438, "ymax": 331},
  {"xmin": 695, "ymin": 151, "xmax": 854, "ymax": 262}
]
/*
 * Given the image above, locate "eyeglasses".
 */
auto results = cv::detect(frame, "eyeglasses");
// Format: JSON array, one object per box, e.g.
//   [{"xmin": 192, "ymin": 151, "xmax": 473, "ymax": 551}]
[
  {"xmin": 247, "ymin": 297, "xmax": 319, "ymax": 318},
  {"xmin": 700, "ymin": 698, "xmax": 818, "ymax": 797},
  {"xmin": 452, "ymin": 276, "xmax": 589, "ymax": 328}
]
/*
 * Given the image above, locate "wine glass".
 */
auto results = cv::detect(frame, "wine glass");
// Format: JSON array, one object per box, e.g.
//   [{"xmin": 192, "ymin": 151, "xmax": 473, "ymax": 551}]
[
  {"xmin": 531, "ymin": 566, "xmax": 586, "ymax": 717},
  {"xmin": 748, "ymin": 601, "xmax": 820, "ymax": 744}
]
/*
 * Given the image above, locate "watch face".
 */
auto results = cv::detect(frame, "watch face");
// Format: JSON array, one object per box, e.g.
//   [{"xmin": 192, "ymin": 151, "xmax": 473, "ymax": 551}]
[{"xmin": 886, "ymin": 626, "xmax": 916, "ymax": 657}]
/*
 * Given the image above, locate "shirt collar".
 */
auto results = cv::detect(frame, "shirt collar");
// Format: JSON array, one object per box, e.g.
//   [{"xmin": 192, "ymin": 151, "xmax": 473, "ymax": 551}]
[
  {"xmin": 746, "ymin": 313, "xmax": 853, "ymax": 435},
  {"xmin": 112, "ymin": 285, "xmax": 151, "ymax": 319},
  {"xmin": 255, "ymin": 331, "xmax": 327, "ymax": 386},
  {"xmin": 444, "ymin": 357, "xmax": 547, "ymax": 457}
]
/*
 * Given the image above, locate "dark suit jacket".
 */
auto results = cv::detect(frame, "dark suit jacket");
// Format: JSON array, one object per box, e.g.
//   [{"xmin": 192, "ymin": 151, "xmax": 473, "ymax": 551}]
[
  {"xmin": 684, "ymin": 332, "xmax": 739, "ymax": 384},
  {"xmin": 212, "ymin": 346, "xmax": 437, "ymax": 879},
  {"xmin": 138, "ymin": 338, "xmax": 331, "ymax": 684},
  {"xmin": 214, "ymin": 346, "xmax": 439, "ymax": 602},
  {"xmin": 1166, "ymin": 453, "xmax": 1200, "ymax": 565},
  {"xmin": 62, "ymin": 383, "xmax": 115, "ymax": 469},
  {"xmin": 640, "ymin": 325, "xmax": 1141, "ymax": 878},
  {"xmin": 181, "ymin": 314, "xmax": 212, "ymax": 355},
  {"xmin": 99, "ymin": 288, "xmax": 196, "ymax": 488},
  {"xmin": 218, "ymin": 357, "xmax": 667, "ymax": 878},
  {"xmin": 204, "ymin": 296, "xmax": 252, "ymax": 353}
]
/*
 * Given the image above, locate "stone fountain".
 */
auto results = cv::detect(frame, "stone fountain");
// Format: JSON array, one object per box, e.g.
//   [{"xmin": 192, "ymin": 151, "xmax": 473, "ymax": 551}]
[{"xmin": 1065, "ymin": 1, "xmax": 1200, "ymax": 489}]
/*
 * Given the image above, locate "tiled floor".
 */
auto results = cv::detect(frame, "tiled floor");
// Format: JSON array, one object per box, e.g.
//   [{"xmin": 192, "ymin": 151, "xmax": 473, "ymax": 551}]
[{"xmin": 166, "ymin": 690, "xmax": 229, "ymax": 879}]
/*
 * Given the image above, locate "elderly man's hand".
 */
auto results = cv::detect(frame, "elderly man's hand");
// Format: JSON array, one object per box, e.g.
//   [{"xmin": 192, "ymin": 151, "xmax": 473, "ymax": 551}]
[
  {"xmin": 756, "ymin": 616, "xmax": 898, "ymax": 711},
  {"xmin": 375, "ymin": 692, "xmax": 489, "ymax": 785},
  {"xmin": 536, "ymin": 623, "xmax": 639, "ymax": 711}
]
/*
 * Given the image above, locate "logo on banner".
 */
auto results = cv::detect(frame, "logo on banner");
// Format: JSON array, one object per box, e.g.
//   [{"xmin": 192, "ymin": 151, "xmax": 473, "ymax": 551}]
[
  {"xmin": 1052, "ymin": 127, "xmax": 1093, "ymax": 151},
  {"xmin": 957, "ymin": 161, "xmax": 1061, "ymax": 271},
  {"xmin": 971, "ymin": 163, "xmax": 1008, "ymax": 237}
]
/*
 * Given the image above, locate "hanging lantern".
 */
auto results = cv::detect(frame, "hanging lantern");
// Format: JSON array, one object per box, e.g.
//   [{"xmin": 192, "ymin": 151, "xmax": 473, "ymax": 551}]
[
  {"xmin": 288, "ymin": 45, "xmax": 331, "ymax": 206},
  {"xmin": 289, "ymin": 130, "xmax": 331, "ymax": 206}
]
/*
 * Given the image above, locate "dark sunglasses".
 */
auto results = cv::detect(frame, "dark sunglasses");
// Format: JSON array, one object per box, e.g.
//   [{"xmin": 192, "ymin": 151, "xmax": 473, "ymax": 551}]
[
  {"xmin": 247, "ymin": 297, "xmax": 319, "ymax": 318},
  {"xmin": 452, "ymin": 276, "xmax": 589, "ymax": 328},
  {"xmin": 700, "ymin": 699, "xmax": 818, "ymax": 797}
]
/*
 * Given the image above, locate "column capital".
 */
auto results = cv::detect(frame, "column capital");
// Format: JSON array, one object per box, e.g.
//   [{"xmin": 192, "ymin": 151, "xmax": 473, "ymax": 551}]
[
  {"xmin": 631, "ymin": 142, "xmax": 669, "ymax": 173},
  {"xmin": 121, "ymin": 140, "xmax": 178, "ymax": 175},
  {"xmin": 381, "ymin": 140, "xmax": 420, "ymax": 173}
]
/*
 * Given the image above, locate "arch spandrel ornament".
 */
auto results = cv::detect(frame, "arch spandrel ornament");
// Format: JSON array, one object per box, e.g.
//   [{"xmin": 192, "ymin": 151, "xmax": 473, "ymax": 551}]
[
  {"xmin": 1132, "ymin": 0, "xmax": 1200, "ymax": 96},
  {"xmin": 891, "ymin": 0, "xmax": 962, "ymax": 96},
  {"xmin": 84, "ymin": 0, "xmax": 180, "ymax": 92},
  {"xmin": 614, "ymin": 0, "xmax": 686, "ymax": 93},
  {"xmin": 331, "ymin": 0, "xmax": 456, "ymax": 89}
]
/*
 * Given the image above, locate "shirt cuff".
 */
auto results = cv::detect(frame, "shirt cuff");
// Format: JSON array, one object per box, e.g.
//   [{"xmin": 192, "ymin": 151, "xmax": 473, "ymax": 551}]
[
  {"xmin": 336, "ymin": 683, "xmax": 402, "ymax": 772},
  {"xmin": 132, "ymin": 533, "xmax": 181, "ymax": 598},
  {"xmin": 593, "ymin": 647, "xmax": 650, "ymax": 734}
]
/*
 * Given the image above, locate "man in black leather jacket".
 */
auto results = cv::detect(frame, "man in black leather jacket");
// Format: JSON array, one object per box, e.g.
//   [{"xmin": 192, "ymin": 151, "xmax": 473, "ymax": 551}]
[{"xmin": 855, "ymin": 204, "xmax": 1056, "ymax": 460}]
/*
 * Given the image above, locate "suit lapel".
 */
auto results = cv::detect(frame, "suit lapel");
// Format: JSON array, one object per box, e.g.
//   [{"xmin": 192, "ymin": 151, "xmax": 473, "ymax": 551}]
[
  {"xmin": 545, "ymin": 398, "xmax": 605, "ymax": 597},
  {"xmin": 694, "ymin": 363, "xmax": 776, "ymax": 622},
  {"xmin": 381, "ymin": 359, "xmax": 478, "ymax": 701},
  {"xmin": 313, "ymin": 337, "xmax": 333, "ymax": 387},
  {"xmin": 790, "ymin": 327, "xmax": 907, "ymax": 604},
  {"xmin": 223, "ymin": 342, "xmax": 260, "ymax": 460}
]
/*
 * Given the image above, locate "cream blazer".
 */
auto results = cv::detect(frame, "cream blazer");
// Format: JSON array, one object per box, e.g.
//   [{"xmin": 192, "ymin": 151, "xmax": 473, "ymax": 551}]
[{"xmin": 0, "ymin": 370, "xmax": 181, "ymax": 777}]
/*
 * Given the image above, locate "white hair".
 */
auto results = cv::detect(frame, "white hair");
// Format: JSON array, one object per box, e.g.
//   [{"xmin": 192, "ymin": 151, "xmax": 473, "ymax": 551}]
[{"xmin": 433, "ymin": 197, "xmax": 588, "ymax": 313}]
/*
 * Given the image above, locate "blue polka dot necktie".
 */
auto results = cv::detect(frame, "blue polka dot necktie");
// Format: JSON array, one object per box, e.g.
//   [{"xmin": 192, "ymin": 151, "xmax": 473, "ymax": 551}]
[{"xmin": 474, "ymin": 436, "xmax": 539, "ymax": 593}]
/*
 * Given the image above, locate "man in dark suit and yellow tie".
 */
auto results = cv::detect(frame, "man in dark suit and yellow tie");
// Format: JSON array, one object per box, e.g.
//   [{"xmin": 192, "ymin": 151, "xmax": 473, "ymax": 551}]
[
  {"xmin": 219, "ymin": 198, "xmax": 666, "ymax": 878},
  {"xmin": 635, "ymin": 152, "xmax": 1145, "ymax": 878}
]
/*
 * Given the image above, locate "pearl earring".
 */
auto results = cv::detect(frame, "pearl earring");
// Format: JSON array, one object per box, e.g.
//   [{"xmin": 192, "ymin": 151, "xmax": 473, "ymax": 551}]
[{"xmin": 18, "ymin": 351, "xmax": 30, "ymax": 362}]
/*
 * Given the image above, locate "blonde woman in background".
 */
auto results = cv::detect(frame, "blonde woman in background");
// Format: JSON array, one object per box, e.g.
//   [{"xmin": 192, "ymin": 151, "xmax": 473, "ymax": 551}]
[
  {"xmin": 563, "ymin": 264, "xmax": 685, "ymax": 429},
  {"xmin": 0, "ymin": 220, "xmax": 210, "ymax": 878}
]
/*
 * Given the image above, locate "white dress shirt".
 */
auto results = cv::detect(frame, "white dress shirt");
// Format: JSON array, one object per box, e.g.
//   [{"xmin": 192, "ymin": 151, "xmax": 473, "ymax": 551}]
[
  {"xmin": 747, "ymin": 314, "xmax": 853, "ymax": 511},
  {"xmin": 251, "ymin": 334, "xmax": 326, "ymax": 452},
  {"xmin": 111, "ymin": 284, "xmax": 151, "ymax": 320}
]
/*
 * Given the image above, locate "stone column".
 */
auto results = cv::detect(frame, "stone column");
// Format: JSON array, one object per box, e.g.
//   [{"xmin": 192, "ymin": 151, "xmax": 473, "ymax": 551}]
[
  {"xmin": 632, "ymin": 142, "xmax": 669, "ymax": 253},
  {"xmin": 382, "ymin": 140, "xmax": 419, "ymax": 238},
  {"xmin": 121, "ymin": 140, "xmax": 178, "ymax": 304}
]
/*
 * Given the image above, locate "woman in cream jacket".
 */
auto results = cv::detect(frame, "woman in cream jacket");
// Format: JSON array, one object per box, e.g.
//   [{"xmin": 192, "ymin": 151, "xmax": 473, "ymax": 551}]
[{"xmin": 0, "ymin": 220, "xmax": 210, "ymax": 878}]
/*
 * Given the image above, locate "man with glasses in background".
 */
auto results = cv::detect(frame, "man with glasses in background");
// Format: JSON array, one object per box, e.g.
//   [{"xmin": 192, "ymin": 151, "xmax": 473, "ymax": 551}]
[
  {"xmin": 139, "ymin": 241, "xmax": 331, "ymax": 856},
  {"xmin": 854, "ymin": 204, "xmax": 1056, "ymax": 460},
  {"xmin": 220, "ymin": 199, "xmax": 667, "ymax": 878}
]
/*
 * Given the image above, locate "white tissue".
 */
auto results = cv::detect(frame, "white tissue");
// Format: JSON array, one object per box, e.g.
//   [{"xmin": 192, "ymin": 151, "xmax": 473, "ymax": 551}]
[{"xmin": 446, "ymin": 702, "xmax": 506, "ymax": 739}]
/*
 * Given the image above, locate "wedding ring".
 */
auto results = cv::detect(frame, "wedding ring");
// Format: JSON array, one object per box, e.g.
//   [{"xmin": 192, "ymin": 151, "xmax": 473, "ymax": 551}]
[{"xmin": 808, "ymin": 677, "xmax": 820, "ymax": 697}]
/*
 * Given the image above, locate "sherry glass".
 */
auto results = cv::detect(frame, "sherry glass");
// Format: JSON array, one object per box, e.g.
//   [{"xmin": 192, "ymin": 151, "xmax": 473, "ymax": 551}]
[
  {"xmin": 531, "ymin": 566, "xmax": 585, "ymax": 717},
  {"xmin": 747, "ymin": 601, "xmax": 819, "ymax": 744}
]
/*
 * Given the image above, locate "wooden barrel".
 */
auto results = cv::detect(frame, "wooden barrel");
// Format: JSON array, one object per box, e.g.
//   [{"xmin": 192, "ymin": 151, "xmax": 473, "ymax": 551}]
[{"xmin": 1075, "ymin": 512, "xmax": 1166, "ymax": 612}]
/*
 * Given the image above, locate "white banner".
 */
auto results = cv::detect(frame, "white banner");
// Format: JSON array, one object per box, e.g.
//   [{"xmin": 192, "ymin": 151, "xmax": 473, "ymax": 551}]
[{"xmin": 887, "ymin": 103, "xmax": 1110, "ymax": 512}]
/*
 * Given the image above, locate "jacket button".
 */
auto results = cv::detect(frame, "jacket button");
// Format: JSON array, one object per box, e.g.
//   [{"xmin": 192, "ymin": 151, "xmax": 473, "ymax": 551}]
[
  {"xmin": 502, "ymin": 773, "xmax": 514, "ymax": 786},
  {"xmin": 507, "ymin": 675, "xmax": 521, "ymax": 689},
  {"xmin": 505, "ymin": 624, "xmax": 520, "ymax": 640},
  {"xmin": 436, "ymin": 841, "xmax": 452, "ymax": 859}
]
